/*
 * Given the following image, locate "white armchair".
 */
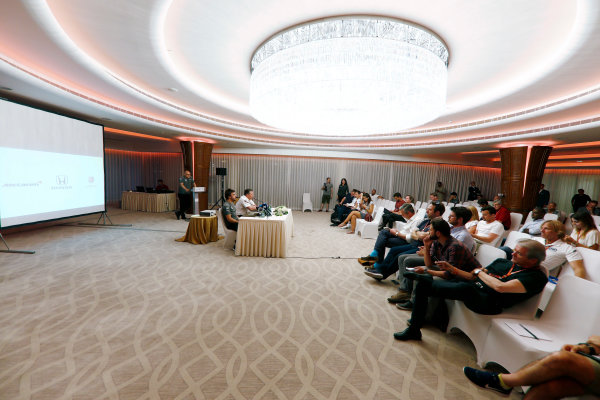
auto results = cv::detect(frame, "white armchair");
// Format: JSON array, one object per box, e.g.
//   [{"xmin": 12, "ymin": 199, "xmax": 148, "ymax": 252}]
[
  {"xmin": 218, "ymin": 208, "xmax": 236, "ymax": 250},
  {"xmin": 302, "ymin": 193, "xmax": 313, "ymax": 212},
  {"xmin": 356, "ymin": 206, "xmax": 384, "ymax": 239}
]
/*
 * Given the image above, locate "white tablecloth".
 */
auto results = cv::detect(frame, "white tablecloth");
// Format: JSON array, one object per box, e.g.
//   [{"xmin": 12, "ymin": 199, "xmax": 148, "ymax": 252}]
[
  {"xmin": 235, "ymin": 211, "xmax": 294, "ymax": 258},
  {"xmin": 121, "ymin": 192, "xmax": 176, "ymax": 212}
]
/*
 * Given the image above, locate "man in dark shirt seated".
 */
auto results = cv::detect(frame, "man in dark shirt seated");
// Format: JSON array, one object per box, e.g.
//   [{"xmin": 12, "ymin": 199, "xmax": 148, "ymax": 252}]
[
  {"xmin": 155, "ymin": 179, "xmax": 169, "ymax": 192},
  {"xmin": 222, "ymin": 188, "xmax": 239, "ymax": 231},
  {"xmin": 331, "ymin": 189, "xmax": 358, "ymax": 225},
  {"xmin": 379, "ymin": 192, "xmax": 406, "ymax": 230},
  {"xmin": 393, "ymin": 239, "xmax": 548, "ymax": 341}
]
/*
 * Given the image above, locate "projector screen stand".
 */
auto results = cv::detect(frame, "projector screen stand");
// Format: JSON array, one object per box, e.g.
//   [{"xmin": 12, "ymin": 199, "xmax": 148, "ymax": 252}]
[
  {"xmin": 0, "ymin": 232, "xmax": 35, "ymax": 254},
  {"xmin": 78, "ymin": 212, "xmax": 132, "ymax": 227}
]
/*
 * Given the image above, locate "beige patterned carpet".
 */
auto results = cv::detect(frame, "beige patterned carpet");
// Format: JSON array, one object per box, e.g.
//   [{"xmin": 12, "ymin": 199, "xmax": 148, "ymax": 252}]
[{"xmin": 0, "ymin": 209, "xmax": 521, "ymax": 399}]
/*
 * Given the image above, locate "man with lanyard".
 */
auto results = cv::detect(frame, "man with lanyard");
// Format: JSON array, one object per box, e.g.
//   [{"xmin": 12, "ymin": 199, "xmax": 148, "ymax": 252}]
[
  {"xmin": 362, "ymin": 203, "xmax": 445, "ymax": 280},
  {"xmin": 540, "ymin": 220, "xmax": 585, "ymax": 278},
  {"xmin": 176, "ymin": 170, "xmax": 195, "ymax": 220},
  {"xmin": 393, "ymin": 239, "xmax": 548, "ymax": 341},
  {"xmin": 358, "ymin": 203, "xmax": 428, "ymax": 269},
  {"xmin": 236, "ymin": 188, "xmax": 257, "ymax": 217},
  {"xmin": 464, "ymin": 334, "xmax": 600, "ymax": 397}
]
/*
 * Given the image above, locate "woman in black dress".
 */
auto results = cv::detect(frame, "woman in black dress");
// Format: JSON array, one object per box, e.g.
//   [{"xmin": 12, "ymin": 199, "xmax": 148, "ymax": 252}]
[{"xmin": 337, "ymin": 178, "xmax": 349, "ymax": 202}]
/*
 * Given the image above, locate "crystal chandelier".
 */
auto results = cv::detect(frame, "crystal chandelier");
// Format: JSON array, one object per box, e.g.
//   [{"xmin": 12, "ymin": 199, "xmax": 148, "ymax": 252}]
[{"xmin": 249, "ymin": 16, "xmax": 449, "ymax": 136}]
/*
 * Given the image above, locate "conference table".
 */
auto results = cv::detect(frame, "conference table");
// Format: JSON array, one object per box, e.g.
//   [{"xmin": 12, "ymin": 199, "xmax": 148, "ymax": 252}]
[
  {"xmin": 235, "ymin": 211, "xmax": 294, "ymax": 258},
  {"xmin": 176, "ymin": 215, "xmax": 219, "ymax": 245},
  {"xmin": 121, "ymin": 191, "xmax": 176, "ymax": 212}
]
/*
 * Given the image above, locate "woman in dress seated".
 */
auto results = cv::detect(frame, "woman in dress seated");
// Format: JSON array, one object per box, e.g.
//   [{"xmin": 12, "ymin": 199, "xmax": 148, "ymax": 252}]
[{"xmin": 338, "ymin": 193, "xmax": 374, "ymax": 234}]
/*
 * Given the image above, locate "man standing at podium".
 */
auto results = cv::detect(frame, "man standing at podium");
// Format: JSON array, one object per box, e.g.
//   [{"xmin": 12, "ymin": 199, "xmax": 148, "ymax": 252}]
[
  {"xmin": 176, "ymin": 170, "xmax": 195, "ymax": 220},
  {"xmin": 236, "ymin": 188, "xmax": 258, "ymax": 217}
]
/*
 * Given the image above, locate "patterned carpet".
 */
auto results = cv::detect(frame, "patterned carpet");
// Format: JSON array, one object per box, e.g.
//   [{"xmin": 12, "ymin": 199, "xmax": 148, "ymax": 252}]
[{"xmin": 0, "ymin": 209, "xmax": 521, "ymax": 399}]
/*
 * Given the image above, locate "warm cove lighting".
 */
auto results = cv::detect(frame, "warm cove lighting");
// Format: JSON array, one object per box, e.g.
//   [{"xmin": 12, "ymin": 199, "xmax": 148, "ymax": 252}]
[{"xmin": 249, "ymin": 16, "xmax": 449, "ymax": 136}]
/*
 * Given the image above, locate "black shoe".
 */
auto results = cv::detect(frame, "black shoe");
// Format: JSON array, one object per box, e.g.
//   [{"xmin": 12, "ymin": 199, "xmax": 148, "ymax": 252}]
[
  {"xmin": 174, "ymin": 211, "xmax": 180, "ymax": 220},
  {"xmin": 393, "ymin": 327, "xmax": 422, "ymax": 341},
  {"xmin": 364, "ymin": 268, "xmax": 383, "ymax": 280},
  {"xmin": 404, "ymin": 271, "xmax": 433, "ymax": 282},
  {"xmin": 395, "ymin": 300, "xmax": 414, "ymax": 311},
  {"xmin": 463, "ymin": 367, "xmax": 512, "ymax": 396},
  {"xmin": 330, "ymin": 223, "xmax": 338, "ymax": 227},
  {"xmin": 181, "ymin": 213, "xmax": 186, "ymax": 220}
]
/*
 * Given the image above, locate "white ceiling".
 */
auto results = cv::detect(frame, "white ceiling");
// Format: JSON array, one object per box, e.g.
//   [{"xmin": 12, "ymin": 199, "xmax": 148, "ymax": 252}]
[{"xmin": 1, "ymin": 0, "xmax": 600, "ymax": 166}]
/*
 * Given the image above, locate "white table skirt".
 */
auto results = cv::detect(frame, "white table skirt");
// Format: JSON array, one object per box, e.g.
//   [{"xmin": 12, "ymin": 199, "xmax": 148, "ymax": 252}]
[{"xmin": 235, "ymin": 211, "xmax": 294, "ymax": 258}]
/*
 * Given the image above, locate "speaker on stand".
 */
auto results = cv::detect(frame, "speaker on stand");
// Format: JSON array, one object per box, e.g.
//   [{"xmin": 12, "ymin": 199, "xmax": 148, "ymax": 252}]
[{"xmin": 210, "ymin": 167, "xmax": 227, "ymax": 209}]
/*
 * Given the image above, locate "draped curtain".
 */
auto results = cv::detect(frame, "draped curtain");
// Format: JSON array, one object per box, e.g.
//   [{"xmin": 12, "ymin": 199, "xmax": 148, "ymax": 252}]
[
  {"xmin": 104, "ymin": 149, "xmax": 182, "ymax": 207},
  {"xmin": 209, "ymin": 154, "xmax": 502, "ymax": 209},
  {"xmin": 542, "ymin": 169, "xmax": 600, "ymax": 213}
]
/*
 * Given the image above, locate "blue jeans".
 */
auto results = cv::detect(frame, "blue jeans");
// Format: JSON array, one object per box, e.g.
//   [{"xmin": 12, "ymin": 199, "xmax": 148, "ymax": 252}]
[
  {"xmin": 374, "ymin": 244, "xmax": 419, "ymax": 279},
  {"xmin": 373, "ymin": 229, "xmax": 408, "ymax": 263}
]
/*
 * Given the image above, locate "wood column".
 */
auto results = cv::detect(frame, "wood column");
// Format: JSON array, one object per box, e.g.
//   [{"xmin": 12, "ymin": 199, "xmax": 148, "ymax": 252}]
[
  {"xmin": 500, "ymin": 146, "xmax": 552, "ymax": 217},
  {"xmin": 192, "ymin": 142, "xmax": 213, "ymax": 210}
]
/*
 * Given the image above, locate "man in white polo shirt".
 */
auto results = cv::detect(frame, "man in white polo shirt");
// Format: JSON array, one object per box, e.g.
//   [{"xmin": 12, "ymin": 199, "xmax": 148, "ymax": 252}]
[
  {"xmin": 540, "ymin": 220, "xmax": 585, "ymax": 278},
  {"xmin": 469, "ymin": 205, "xmax": 505, "ymax": 247},
  {"xmin": 236, "ymin": 188, "xmax": 258, "ymax": 217}
]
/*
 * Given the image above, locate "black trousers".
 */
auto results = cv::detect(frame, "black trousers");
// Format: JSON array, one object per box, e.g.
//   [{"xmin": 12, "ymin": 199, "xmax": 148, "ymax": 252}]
[
  {"xmin": 178, "ymin": 193, "xmax": 192, "ymax": 217},
  {"xmin": 380, "ymin": 210, "xmax": 406, "ymax": 229}
]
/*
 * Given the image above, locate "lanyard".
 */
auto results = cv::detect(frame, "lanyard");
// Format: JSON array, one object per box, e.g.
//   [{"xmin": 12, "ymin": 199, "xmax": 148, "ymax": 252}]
[{"xmin": 488, "ymin": 263, "xmax": 524, "ymax": 279}]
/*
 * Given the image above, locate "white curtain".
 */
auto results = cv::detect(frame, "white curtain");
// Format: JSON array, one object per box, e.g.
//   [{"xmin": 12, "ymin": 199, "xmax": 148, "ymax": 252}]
[
  {"xmin": 542, "ymin": 169, "xmax": 600, "ymax": 213},
  {"xmin": 209, "ymin": 154, "xmax": 501, "ymax": 209}
]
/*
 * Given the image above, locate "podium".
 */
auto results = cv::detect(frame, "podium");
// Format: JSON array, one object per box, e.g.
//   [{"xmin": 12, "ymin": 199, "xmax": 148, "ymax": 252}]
[{"xmin": 192, "ymin": 187, "xmax": 206, "ymax": 215}]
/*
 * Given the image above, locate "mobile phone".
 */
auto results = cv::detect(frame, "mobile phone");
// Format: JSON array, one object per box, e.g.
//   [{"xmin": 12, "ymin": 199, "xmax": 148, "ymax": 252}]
[{"xmin": 405, "ymin": 267, "xmax": 416, "ymax": 271}]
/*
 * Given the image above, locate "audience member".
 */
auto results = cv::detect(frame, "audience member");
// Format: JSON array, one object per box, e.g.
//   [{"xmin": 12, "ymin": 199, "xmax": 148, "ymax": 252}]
[
  {"xmin": 467, "ymin": 181, "xmax": 481, "ymax": 201},
  {"xmin": 477, "ymin": 198, "xmax": 489, "ymax": 208},
  {"xmin": 540, "ymin": 220, "xmax": 585, "ymax": 278},
  {"xmin": 357, "ymin": 203, "xmax": 423, "ymax": 266},
  {"xmin": 338, "ymin": 193, "xmax": 373, "ymax": 234},
  {"xmin": 176, "ymin": 170, "xmax": 195, "ymax": 220},
  {"xmin": 547, "ymin": 202, "xmax": 567, "ymax": 223},
  {"xmin": 572, "ymin": 189, "xmax": 591, "ymax": 213},
  {"xmin": 563, "ymin": 210, "xmax": 600, "ymax": 250},
  {"xmin": 318, "ymin": 177, "xmax": 333, "ymax": 212},
  {"xmin": 463, "ymin": 334, "xmax": 600, "ymax": 398},
  {"xmin": 493, "ymin": 199, "xmax": 511, "ymax": 230},
  {"xmin": 331, "ymin": 189, "xmax": 356, "ymax": 225},
  {"xmin": 236, "ymin": 188, "xmax": 257, "ymax": 217},
  {"xmin": 155, "ymin": 179, "xmax": 169, "ymax": 191},
  {"xmin": 520, "ymin": 207, "xmax": 545, "ymax": 236},
  {"xmin": 469, "ymin": 205, "xmax": 504, "ymax": 247},
  {"xmin": 370, "ymin": 188, "xmax": 384, "ymax": 199},
  {"xmin": 434, "ymin": 181, "xmax": 448, "ymax": 202},
  {"xmin": 362, "ymin": 203, "xmax": 444, "ymax": 282},
  {"xmin": 429, "ymin": 192, "xmax": 440, "ymax": 205},
  {"xmin": 337, "ymin": 178, "xmax": 349, "ymax": 203},
  {"xmin": 536, "ymin": 183, "xmax": 550, "ymax": 208},
  {"xmin": 393, "ymin": 239, "xmax": 548, "ymax": 341},
  {"xmin": 404, "ymin": 195, "xmax": 415, "ymax": 205},
  {"xmin": 222, "ymin": 188, "xmax": 239, "ymax": 231},
  {"xmin": 379, "ymin": 192, "xmax": 406, "ymax": 230},
  {"xmin": 585, "ymin": 200, "xmax": 599, "ymax": 215},
  {"xmin": 465, "ymin": 206, "xmax": 480, "ymax": 231},
  {"xmin": 448, "ymin": 207, "xmax": 476, "ymax": 252},
  {"xmin": 448, "ymin": 192, "xmax": 460, "ymax": 205}
]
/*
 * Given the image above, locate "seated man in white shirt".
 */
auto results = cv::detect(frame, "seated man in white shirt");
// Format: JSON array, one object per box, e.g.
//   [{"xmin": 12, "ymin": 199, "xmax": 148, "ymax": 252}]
[
  {"xmin": 469, "ymin": 205, "xmax": 505, "ymax": 247},
  {"xmin": 540, "ymin": 220, "xmax": 585, "ymax": 278},
  {"xmin": 235, "ymin": 188, "xmax": 258, "ymax": 217},
  {"xmin": 520, "ymin": 206, "xmax": 545, "ymax": 236}
]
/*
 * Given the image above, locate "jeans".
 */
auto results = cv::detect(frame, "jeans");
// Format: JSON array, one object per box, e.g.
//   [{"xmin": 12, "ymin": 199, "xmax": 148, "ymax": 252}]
[
  {"xmin": 373, "ymin": 229, "xmax": 408, "ymax": 263},
  {"xmin": 374, "ymin": 245, "xmax": 419, "ymax": 279}
]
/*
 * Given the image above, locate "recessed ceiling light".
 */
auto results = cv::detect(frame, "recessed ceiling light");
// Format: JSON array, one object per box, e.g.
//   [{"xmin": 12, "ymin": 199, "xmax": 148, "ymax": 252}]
[
  {"xmin": 576, "ymin": 160, "xmax": 583, "ymax": 162},
  {"xmin": 167, "ymin": 87, "xmax": 178, "ymax": 92}
]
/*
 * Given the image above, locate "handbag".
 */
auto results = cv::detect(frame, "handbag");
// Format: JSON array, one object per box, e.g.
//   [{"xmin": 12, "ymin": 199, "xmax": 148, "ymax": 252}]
[{"xmin": 364, "ymin": 213, "xmax": 373, "ymax": 222}]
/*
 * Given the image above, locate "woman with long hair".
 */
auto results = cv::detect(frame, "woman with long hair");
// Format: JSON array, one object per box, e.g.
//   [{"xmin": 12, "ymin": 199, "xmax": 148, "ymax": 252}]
[
  {"xmin": 564, "ymin": 210, "xmax": 599, "ymax": 250},
  {"xmin": 337, "ymin": 178, "xmax": 349, "ymax": 202},
  {"xmin": 466, "ymin": 205, "xmax": 480, "ymax": 233},
  {"xmin": 338, "ymin": 193, "xmax": 373, "ymax": 234}
]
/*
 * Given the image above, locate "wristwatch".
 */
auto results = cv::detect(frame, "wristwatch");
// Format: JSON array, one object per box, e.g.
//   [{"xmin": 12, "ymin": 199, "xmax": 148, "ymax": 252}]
[{"xmin": 473, "ymin": 269, "xmax": 482, "ymax": 276}]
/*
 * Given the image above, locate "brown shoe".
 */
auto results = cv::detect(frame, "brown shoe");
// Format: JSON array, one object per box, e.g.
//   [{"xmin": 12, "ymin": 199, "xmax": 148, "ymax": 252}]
[
  {"xmin": 358, "ymin": 256, "xmax": 377, "ymax": 266},
  {"xmin": 387, "ymin": 290, "xmax": 411, "ymax": 303}
]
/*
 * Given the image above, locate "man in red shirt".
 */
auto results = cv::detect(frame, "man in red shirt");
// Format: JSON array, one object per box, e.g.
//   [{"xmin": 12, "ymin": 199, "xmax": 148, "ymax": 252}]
[
  {"xmin": 493, "ymin": 199, "xmax": 511, "ymax": 230},
  {"xmin": 379, "ymin": 192, "xmax": 406, "ymax": 230}
]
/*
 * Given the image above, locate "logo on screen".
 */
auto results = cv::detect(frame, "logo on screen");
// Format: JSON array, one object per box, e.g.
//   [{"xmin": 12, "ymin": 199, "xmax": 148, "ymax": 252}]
[{"xmin": 56, "ymin": 175, "xmax": 68, "ymax": 185}]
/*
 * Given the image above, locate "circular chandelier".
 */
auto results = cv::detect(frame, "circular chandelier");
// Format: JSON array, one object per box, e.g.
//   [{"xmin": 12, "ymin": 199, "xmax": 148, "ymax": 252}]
[{"xmin": 249, "ymin": 16, "xmax": 449, "ymax": 136}]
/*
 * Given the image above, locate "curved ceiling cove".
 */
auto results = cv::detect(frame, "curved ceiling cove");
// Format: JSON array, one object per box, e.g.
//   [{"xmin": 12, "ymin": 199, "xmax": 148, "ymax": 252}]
[{"xmin": 0, "ymin": 0, "xmax": 599, "ymax": 163}]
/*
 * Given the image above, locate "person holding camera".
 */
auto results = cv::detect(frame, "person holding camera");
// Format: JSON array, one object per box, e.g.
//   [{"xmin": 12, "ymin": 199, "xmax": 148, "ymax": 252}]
[{"xmin": 318, "ymin": 177, "xmax": 333, "ymax": 212}]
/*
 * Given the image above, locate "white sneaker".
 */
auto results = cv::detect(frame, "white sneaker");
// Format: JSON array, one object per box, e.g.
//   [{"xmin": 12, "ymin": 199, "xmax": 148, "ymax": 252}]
[{"xmin": 341, "ymin": 223, "xmax": 350, "ymax": 229}]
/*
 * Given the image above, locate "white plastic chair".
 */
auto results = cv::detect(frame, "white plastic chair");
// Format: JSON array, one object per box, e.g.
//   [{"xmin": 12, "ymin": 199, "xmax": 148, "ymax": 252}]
[
  {"xmin": 523, "ymin": 210, "xmax": 534, "ymax": 225},
  {"xmin": 504, "ymin": 231, "xmax": 533, "ymax": 250},
  {"xmin": 218, "ymin": 208, "xmax": 236, "ymax": 250},
  {"xmin": 414, "ymin": 201, "xmax": 422, "ymax": 210},
  {"xmin": 384, "ymin": 200, "xmax": 395, "ymax": 211},
  {"xmin": 577, "ymin": 247, "xmax": 600, "ymax": 283},
  {"xmin": 475, "ymin": 244, "xmax": 507, "ymax": 268},
  {"xmin": 479, "ymin": 276, "xmax": 600, "ymax": 378},
  {"xmin": 543, "ymin": 213, "xmax": 558, "ymax": 221},
  {"xmin": 593, "ymin": 215, "xmax": 600, "ymax": 227},
  {"xmin": 302, "ymin": 193, "xmax": 313, "ymax": 212},
  {"xmin": 500, "ymin": 212, "xmax": 523, "ymax": 242},
  {"xmin": 356, "ymin": 206, "xmax": 383, "ymax": 239}
]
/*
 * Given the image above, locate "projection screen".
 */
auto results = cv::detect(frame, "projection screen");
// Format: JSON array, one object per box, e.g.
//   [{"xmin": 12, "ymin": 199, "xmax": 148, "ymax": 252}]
[{"xmin": 0, "ymin": 99, "xmax": 105, "ymax": 228}]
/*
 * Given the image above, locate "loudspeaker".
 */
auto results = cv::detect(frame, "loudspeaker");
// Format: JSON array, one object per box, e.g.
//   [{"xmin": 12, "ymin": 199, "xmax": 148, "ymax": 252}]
[{"xmin": 216, "ymin": 167, "xmax": 227, "ymax": 176}]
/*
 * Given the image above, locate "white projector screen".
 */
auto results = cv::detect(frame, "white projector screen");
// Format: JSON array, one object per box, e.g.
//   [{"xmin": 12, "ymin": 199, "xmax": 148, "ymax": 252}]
[{"xmin": 0, "ymin": 99, "xmax": 105, "ymax": 228}]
